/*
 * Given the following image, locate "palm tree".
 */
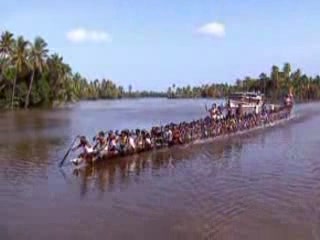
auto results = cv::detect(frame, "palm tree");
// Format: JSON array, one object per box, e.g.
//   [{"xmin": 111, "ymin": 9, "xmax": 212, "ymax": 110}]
[
  {"xmin": 0, "ymin": 31, "xmax": 15, "ymax": 86},
  {"xmin": 282, "ymin": 62, "xmax": 292, "ymax": 91},
  {"xmin": 72, "ymin": 72, "xmax": 83, "ymax": 98},
  {"xmin": 0, "ymin": 31, "xmax": 14, "ymax": 60},
  {"xmin": 59, "ymin": 62, "xmax": 72, "ymax": 101},
  {"xmin": 118, "ymin": 86, "xmax": 124, "ymax": 98},
  {"xmin": 11, "ymin": 36, "xmax": 30, "ymax": 109},
  {"xmin": 271, "ymin": 65, "xmax": 279, "ymax": 90},
  {"xmin": 167, "ymin": 87, "xmax": 172, "ymax": 98},
  {"xmin": 235, "ymin": 79, "xmax": 242, "ymax": 90},
  {"xmin": 47, "ymin": 53, "xmax": 66, "ymax": 100},
  {"xmin": 259, "ymin": 73, "xmax": 268, "ymax": 95},
  {"xmin": 172, "ymin": 84, "xmax": 176, "ymax": 98},
  {"xmin": 283, "ymin": 62, "xmax": 291, "ymax": 79},
  {"xmin": 128, "ymin": 84, "xmax": 132, "ymax": 96},
  {"xmin": 25, "ymin": 37, "xmax": 48, "ymax": 108}
]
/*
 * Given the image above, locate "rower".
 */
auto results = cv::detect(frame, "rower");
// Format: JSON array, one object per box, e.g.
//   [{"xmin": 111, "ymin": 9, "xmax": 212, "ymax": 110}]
[
  {"xmin": 144, "ymin": 132, "xmax": 152, "ymax": 149},
  {"xmin": 119, "ymin": 130, "xmax": 129, "ymax": 154},
  {"xmin": 254, "ymin": 104, "xmax": 259, "ymax": 115},
  {"xmin": 128, "ymin": 131, "xmax": 136, "ymax": 152},
  {"xmin": 210, "ymin": 103, "xmax": 218, "ymax": 120},
  {"xmin": 115, "ymin": 130, "xmax": 120, "ymax": 142},
  {"xmin": 72, "ymin": 136, "xmax": 94, "ymax": 159},
  {"xmin": 108, "ymin": 131, "xmax": 118, "ymax": 154},
  {"xmin": 164, "ymin": 125, "xmax": 173, "ymax": 145},
  {"xmin": 172, "ymin": 125, "xmax": 182, "ymax": 145},
  {"xmin": 135, "ymin": 129, "xmax": 144, "ymax": 150},
  {"xmin": 93, "ymin": 131, "xmax": 108, "ymax": 158},
  {"xmin": 236, "ymin": 104, "xmax": 242, "ymax": 117},
  {"xmin": 217, "ymin": 105, "xmax": 224, "ymax": 120},
  {"xmin": 153, "ymin": 126, "xmax": 163, "ymax": 147}
]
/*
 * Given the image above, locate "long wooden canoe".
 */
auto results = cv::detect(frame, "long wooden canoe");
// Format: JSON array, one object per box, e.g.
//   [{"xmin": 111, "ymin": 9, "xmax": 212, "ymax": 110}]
[{"xmin": 70, "ymin": 106, "xmax": 293, "ymax": 168}]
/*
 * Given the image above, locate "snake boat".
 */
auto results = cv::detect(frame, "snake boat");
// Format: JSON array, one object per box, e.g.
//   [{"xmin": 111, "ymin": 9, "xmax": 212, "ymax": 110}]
[{"xmin": 69, "ymin": 102, "xmax": 293, "ymax": 169}]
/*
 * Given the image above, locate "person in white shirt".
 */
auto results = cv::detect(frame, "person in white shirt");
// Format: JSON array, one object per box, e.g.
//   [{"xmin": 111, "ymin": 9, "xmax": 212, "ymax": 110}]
[
  {"xmin": 93, "ymin": 131, "xmax": 108, "ymax": 158},
  {"xmin": 128, "ymin": 132, "xmax": 136, "ymax": 151},
  {"xmin": 71, "ymin": 136, "xmax": 94, "ymax": 165},
  {"xmin": 72, "ymin": 136, "xmax": 93, "ymax": 155},
  {"xmin": 255, "ymin": 105, "xmax": 259, "ymax": 115}
]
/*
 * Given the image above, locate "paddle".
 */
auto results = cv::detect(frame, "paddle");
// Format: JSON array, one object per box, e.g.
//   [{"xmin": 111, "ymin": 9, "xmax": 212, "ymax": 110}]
[{"xmin": 59, "ymin": 136, "xmax": 79, "ymax": 168}]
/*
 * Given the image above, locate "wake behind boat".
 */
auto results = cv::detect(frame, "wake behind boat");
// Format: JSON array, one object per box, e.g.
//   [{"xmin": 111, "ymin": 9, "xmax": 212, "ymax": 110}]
[{"xmin": 64, "ymin": 92, "xmax": 294, "ymax": 168}]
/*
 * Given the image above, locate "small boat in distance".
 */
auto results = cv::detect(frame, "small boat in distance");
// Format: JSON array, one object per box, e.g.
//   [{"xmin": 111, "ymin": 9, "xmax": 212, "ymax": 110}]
[{"xmin": 227, "ymin": 91, "xmax": 264, "ymax": 109}]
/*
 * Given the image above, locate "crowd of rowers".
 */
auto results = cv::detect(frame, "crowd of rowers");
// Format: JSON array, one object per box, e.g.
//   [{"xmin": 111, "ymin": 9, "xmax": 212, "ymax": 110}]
[{"xmin": 71, "ymin": 98, "xmax": 293, "ymax": 164}]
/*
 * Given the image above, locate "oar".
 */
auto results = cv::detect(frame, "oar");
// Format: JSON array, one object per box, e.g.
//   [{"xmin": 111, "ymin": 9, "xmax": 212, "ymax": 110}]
[{"xmin": 59, "ymin": 136, "xmax": 79, "ymax": 168}]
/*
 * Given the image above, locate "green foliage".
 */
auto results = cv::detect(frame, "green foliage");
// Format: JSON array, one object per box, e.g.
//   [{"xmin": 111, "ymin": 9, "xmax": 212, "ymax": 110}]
[
  {"xmin": 1, "ymin": 31, "xmax": 166, "ymax": 109},
  {"xmin": 167, "ymin": 64, "xmax": 320, "ymax": 102},
  {"xmin": 33, "ymin": 74, "xmax": 50, "ymax": 106}
]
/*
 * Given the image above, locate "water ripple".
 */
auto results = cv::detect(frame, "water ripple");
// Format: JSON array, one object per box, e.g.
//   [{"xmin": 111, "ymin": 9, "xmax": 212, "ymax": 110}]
[{"xmin": 1, "ymin": 101, "xmax": 320, "ymax": 239}]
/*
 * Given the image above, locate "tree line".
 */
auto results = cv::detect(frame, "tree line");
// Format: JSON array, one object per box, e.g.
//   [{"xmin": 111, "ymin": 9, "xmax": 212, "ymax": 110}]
[
  {"xmin": 1, "ymin": 31, "xmax": 319, "ymax": 110},
  {"xmin": 167, "ymin": 63, "xmax": 320, "ymax": 102},
  {"xmin": 0, "ymin": 31, "xmax": 165, "ymax": 109}
]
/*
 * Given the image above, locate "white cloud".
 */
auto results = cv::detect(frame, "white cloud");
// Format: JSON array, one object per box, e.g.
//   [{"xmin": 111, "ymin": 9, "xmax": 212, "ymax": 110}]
[
  {"xmin": 66, "ymin": 28, "xmax": 112, "ymax": 43},
  {"xmin": 197, "ymin": 22, "xmax": 225, "ymax": 38}
]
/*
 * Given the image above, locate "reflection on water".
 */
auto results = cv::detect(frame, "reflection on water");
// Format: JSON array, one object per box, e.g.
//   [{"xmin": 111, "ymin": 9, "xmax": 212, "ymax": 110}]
[
  {"xmin": 1, "ymin": 99, "xmax": 320, "ymax": 240},
  {"xmin": 70, "ymin": 140, "xmax": 244, "ymax": 198}
]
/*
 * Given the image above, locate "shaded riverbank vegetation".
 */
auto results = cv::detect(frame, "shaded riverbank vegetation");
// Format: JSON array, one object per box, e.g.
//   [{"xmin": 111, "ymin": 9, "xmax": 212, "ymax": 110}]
[
  {"xmin": 0, "ymin": 31, "xmax": 165, "ymax": 109},
  {"xmin": 167, "ymin": 63, "xmax": 320, "ymax": 102}
]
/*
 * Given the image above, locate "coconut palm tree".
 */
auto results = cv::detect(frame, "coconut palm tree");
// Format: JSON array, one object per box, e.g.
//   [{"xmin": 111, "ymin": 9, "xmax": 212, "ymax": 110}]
[
  {"xmin": 271, "ymin": 65, "xmax": 279, "ymax": 91},
  {"xmin": 11, "ymin": 36, "xmax": 30, "ymax": 109},
  {"xmin": 259, "ymin": 73, "xmax": 268, "ymax": 95},
  {"xmin": 48, "ymin": 54, "xmax": 72, "ymax": 102},
  {"xmin": 128, "ymin": 84, "xmax": 132, "ymax": 96},
  {"xmin": 283, "ymin": 62, "xmax": 291, "ymax": 80},
  {"xmin": 72, "ymin": 72, "xmax": 83, "ymax": 98},
  {"xmin": 271, "ymin": 66, "xmax": 279, "ymax": 81},
  {"xmin": 47, "ymin": 53, "xmax": 65, "ymax": 98},
  {"xmin": 0, "ymin": 31, "xmax": 15, "ymax": 87},
  {"xmin": 0, "ymin": 31, "xmax": 14, "ymax": 60},
  {"xmin": 172, "ymin": 83, "xmax": 176, "ymax": 98},
  {"xmin": 25, "ymin": 37, "xmax": 48, "ymax": 108}
]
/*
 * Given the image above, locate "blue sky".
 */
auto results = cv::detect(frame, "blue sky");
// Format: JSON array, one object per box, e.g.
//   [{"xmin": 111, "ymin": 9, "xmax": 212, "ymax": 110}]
[{"xmin": 2, "ymin": 0, "xmax": 320, "ymax": 91}]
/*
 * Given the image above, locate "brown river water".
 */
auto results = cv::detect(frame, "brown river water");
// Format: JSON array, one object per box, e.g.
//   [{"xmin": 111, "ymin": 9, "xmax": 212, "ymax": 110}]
[{"xmin": 1, "ymin": 98, "xmax": 320, "ymax": 240}]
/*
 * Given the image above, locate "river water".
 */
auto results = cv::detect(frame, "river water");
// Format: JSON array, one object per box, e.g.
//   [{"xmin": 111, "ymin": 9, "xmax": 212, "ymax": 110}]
[{"xmin": 1, "ymin": 98, "xmax": 320, "ymax": 240}]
